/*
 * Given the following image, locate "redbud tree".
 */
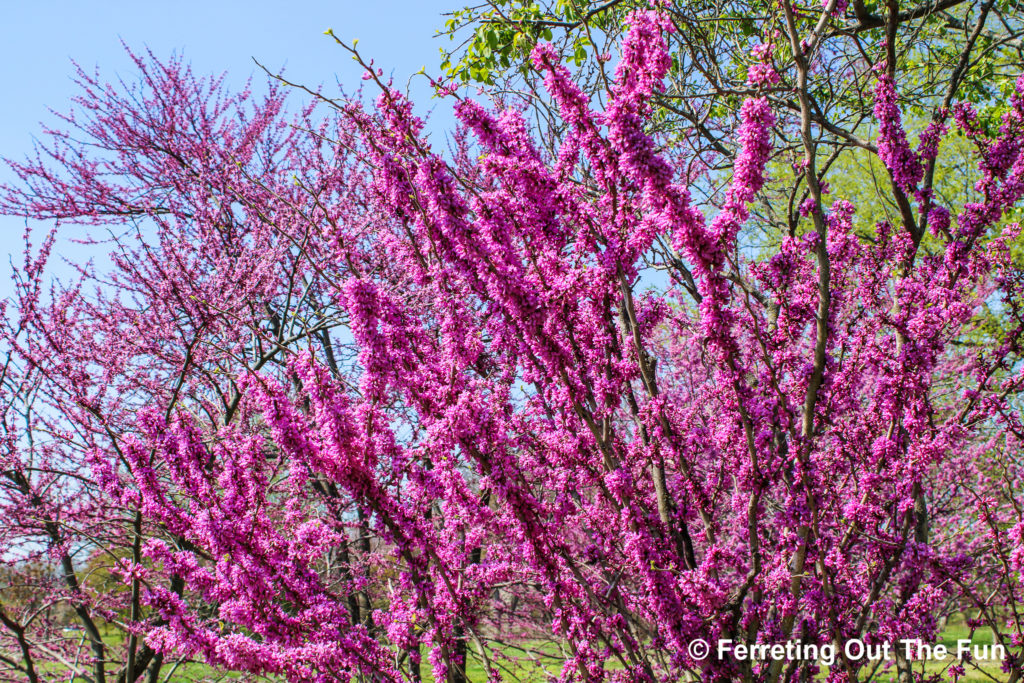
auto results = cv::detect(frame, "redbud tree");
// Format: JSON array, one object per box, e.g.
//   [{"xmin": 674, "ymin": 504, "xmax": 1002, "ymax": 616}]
[{"xmin": 2, "ymin": 2, "xmax": 1024, "ymax": 683}]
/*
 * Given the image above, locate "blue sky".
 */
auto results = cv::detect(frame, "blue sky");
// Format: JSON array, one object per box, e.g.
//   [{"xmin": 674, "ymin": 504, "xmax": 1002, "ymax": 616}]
[{"xmin": 0, "ymin": 0, "xmax": 459, "ymax": 300}]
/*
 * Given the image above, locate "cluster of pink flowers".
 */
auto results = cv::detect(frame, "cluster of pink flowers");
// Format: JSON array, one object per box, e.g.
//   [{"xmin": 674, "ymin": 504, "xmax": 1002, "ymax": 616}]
[
  {"xmin": 748, "ymin": 43, "xmax": 780, "ymax": 87},
  {"xmin": 873, "ymin": 66, "xmax": 925, "ymax": 193}
]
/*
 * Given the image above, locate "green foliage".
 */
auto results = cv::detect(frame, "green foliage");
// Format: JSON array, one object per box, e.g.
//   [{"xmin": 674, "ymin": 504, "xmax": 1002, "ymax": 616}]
[{"xmin": 438, "ymin": 0, "xmax": 635, "ymax": 84}]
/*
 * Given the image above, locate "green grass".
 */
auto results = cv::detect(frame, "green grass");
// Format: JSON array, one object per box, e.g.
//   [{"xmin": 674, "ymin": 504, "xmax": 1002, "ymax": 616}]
[
  {"xmin": 452, "ymin": 617, "xmax": 1013, "ymax": 682},
  {"xmin": 36, "ymin": 626, "xmax": 245, "ymax": 682},
  {"xmin": 39, "ymin": 617, "xmax": 1016, "ymax": 682},
  {"xmin": 818, "ymin": 616, "xmax": 1008, "ymax": 682}
]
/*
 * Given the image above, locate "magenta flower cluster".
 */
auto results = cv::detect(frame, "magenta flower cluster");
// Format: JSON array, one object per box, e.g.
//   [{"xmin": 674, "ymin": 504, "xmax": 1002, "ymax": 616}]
[{"xmin": 1, "ymin": 10, "xmax": 1024, "ymax": 683}]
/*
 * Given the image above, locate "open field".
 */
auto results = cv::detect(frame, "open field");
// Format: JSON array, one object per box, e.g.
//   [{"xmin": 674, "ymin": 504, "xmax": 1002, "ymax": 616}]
[{"xmin": 43, "ymin": 617, "xmax": 1011, "ymax": 682}]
